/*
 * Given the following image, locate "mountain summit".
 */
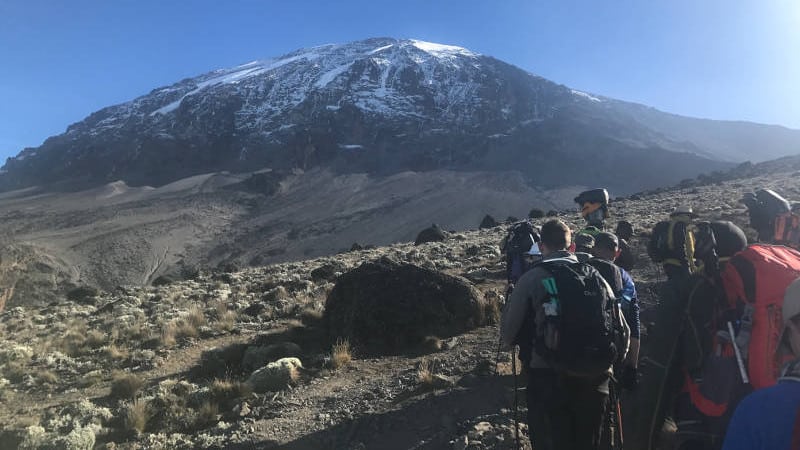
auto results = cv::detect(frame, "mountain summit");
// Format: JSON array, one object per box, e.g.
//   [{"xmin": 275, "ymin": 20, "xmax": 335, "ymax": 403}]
[{"xmin": 3, "ymin": 38, "xmax": 800, "ymax": 192}]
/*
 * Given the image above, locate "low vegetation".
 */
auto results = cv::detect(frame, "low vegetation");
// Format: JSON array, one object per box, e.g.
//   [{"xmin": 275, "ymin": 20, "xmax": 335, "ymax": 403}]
[
  {"xmin": 110, "ymin": 372, "xmax": 145, "ymax": 400},
  {"xmin": 330, "ymin": 339, "xmax": 352, "ymax": 370}
]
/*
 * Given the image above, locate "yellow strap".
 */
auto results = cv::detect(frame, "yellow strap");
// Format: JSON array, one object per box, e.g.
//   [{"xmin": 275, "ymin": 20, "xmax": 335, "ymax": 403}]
[{"xmin": 667, "ymin": 220, "xmax": 677, "ymax": 251}]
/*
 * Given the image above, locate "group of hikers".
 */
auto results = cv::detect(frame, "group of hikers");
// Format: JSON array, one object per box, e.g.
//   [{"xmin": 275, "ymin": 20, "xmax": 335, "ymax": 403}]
[{"xmin": 498, "ymin": 187, "xmax": 800, "ymax": 450}]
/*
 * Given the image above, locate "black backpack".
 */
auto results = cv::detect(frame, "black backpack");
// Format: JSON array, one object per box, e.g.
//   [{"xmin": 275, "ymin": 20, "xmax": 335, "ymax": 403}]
[
  {"xmin": 648, "ymin": 219, "xmax": 694, "ymax": 264},
  {"xmin": 587, "ymin": 258, "xmax": 624, "ymax": 298},
  {"xmin": 502, "ymin": 220, "xmax": 540, "ymax": 284},
  {"xmin": 535, "ymin": 260, "xmax": 622, "ymax": 378}
]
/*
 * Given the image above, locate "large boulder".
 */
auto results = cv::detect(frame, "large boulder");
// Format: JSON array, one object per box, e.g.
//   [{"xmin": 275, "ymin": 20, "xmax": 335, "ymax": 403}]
[
  {"xmin": 414, "ymin": 224, "xmax": 446, "ymax": 245},
  {"xmin": 324, "ymin": 258, "xmax": 489, "ymax": 355}
]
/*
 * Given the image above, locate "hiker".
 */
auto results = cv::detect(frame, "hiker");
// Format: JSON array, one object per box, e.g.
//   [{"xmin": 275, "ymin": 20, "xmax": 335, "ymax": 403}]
[
  {"xmin": 648, "ymin": 205, "xmax": 701, "ymax": 286},
  {"xmin": 590, "ymin": 231, "xmax": 640, "ymax": 388},
  {"xmin": 575, "ymin": 188, "xmax": 610, "ymax": 230},
  {"xmin": 721, "ymin": 278, "xmax": 800, "ymax": 450},
  {"xmin": 501, "ymin": 220, "xmax": 542, "ymax": 289},
  {"xmin": 501, "ymin": 219, "xmax": 630, "ymax": 450},
  {"xmin": 627, "ymin": 221, "xmax": 748, "ymax": 450},
  {"xmin": 742, "ymin": 189, "xmax": 800, "ymax": 249},
  {"xmin": 614, "ymin": 220, "xmax": 636, "ymax": 271}
]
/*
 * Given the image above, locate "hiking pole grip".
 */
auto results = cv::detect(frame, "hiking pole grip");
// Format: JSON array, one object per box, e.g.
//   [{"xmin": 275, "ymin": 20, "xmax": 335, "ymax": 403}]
[{"xmin": 727, "ymin": 321, "xmax": 750, "ymax": 384}]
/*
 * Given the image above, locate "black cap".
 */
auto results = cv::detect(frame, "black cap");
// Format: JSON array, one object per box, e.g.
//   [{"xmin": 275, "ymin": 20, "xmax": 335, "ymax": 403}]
[{"xmin": 594, "ymin": 232, "xmax": 619, "ymax": 250}]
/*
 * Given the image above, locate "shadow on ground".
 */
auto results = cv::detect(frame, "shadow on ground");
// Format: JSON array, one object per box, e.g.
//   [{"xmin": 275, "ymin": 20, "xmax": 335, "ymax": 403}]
[{"xmin": 225, "ymin": 373, "xmax": 518, "ymax": 450}]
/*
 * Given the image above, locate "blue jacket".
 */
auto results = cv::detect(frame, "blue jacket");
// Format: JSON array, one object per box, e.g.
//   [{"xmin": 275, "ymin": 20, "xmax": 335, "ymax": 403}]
[
  {"xmin": 620, "ymin": 268, "xmax": 640, "ymax": 339},
  {"xmin": 722, "ymin": 365, "xmax": 800, "ymax": 450}
]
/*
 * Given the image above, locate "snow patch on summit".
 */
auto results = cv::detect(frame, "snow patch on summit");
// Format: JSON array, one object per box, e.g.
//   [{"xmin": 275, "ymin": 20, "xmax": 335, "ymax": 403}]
[
  {"xmin": 410, "ymin": 40, "xmax": 476, "ymax": 58},
  {"xmin": 315, "ymin": 62, "xmax": 354, "ymax": 88},
  {"xmin": 571, "ymin": 90, "xmax": 602, "ymax": 103}
]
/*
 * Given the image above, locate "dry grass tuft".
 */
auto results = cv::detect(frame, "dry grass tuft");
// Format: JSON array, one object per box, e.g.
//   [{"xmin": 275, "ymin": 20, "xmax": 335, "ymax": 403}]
[
  {"xmin": 210, "ymin": 378, "xmax": 252, "ymax": 404},
  {"xmin": 194, "ymin": 401, "xmax": 219, "ymax": 429},
  {"xmin": 36, "ymin": 369, "xmax": 58, "ymax": 385},
  {"xmin": 80, "ymin": 370, "xmax": 105, "ymax": 388},
  {"xmin": 85, "ymin": 329, "xmax": 108, "ymax": 349},
  {"xmin": 484, "ymin": 298, "xmax": 502, "ymax": 325},
  {"xmin": 60, "ymin": 321, "xmax": 89, "ymax": 356},
  {"xmin": 110, "ymin": 372, "xmax": 145, "ymax": 400},
  {"xmin": 417, "ymin": 359, "xmax": 435, "ymax": 386},
  {"xmin": 104, "ymin": 344, "xmax": 129, "ymax": 361},
  {"xmin": 161, "ymin": 321, "xmax": 179, "ymax": 346},
  {"xmin": 330, "ymin": 339, "xmax": 352, "ymax": 370},
  {"xmin": 160, "ymin": 321, "xmax": 177, "ymax": 347},
  {"xmin": 214, "ymin": 303, "xmax": 238, "ymax": 332},
  {"xmin": 175, "ymin": 321, "xmax": 199, "ymax": 340},
  {"xmin": 186, "ymin": 306, "xmax": 207, "ymax": 329},
  {"xmin": 123, "ymin": 398, "xmax": 149, "ymax": 434},
  {"xmin": 121, "ymin": 318, "xmax": 147, "ymax": 341}
]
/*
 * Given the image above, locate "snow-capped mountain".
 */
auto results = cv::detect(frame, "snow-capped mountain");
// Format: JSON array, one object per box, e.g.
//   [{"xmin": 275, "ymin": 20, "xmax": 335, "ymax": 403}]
[{"xmin": 3, "ymin": 37, "xmax": 800, "ymax": 193}]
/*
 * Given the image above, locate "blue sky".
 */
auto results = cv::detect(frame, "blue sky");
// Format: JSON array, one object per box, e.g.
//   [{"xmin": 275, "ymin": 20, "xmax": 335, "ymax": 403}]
[{"xmin": 1, "ymin": 0, "xmax": 798, "ymax": 161}]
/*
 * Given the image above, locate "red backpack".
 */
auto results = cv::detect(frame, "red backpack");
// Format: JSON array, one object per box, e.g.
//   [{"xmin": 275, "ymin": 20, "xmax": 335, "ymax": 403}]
[{"xmin": 721, "ymin": 244, "xmax": 800, "ymax": 389}]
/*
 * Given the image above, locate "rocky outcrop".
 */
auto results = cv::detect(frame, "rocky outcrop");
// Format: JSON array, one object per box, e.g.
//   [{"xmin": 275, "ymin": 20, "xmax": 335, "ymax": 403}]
[
  {"xmin": 324, "ymin": 258, "xmax": 489, "ymax": 354},
  {"xmin": 414, "ymin": 224, "xmax": 447, "ymax": 245}
]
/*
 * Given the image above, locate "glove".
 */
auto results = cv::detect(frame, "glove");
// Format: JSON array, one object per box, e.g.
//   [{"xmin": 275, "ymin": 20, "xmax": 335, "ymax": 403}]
[{"xmin": 621, "ymin": 365, "xmax": 638, "ymax": 390}]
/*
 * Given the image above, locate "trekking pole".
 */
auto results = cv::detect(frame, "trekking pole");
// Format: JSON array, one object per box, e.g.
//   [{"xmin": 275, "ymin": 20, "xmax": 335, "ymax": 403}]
[
  {"xmin": 511, "ymin": 346, "xmax": 521, "ymax": 450},
  {"xmin": 727, "ymin": 321, "xmax": 751, "ymax": 384},
  {"xmin": 615, "ymin": 385, "xmax": 624, "ymax": 450}
]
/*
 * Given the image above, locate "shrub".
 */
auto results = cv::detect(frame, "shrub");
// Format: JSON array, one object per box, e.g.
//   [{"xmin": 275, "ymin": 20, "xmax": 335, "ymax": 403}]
[
  {"xmin": 66, "ymin": 286, "xmax": 100, "ymax": 304},
  {"xmin": 528, "ymin": 208, "xmax": 545, "ymax": 219},
  {"xmin": 110, "ymin": 372, "xmax": 144, "ymax": 400}
]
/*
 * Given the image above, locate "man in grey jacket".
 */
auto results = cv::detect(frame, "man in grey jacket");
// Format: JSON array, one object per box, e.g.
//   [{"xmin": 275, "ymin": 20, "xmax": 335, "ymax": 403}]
[{"xmin": 501, "ymin": 218, "xmax": 628, "ymax": 450}]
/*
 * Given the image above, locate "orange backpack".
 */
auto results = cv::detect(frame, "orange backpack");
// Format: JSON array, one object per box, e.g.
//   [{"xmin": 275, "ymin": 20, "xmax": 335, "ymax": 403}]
[{"xmin": 721, "ymin": 244, "xmax": 800, "ymax": 389}]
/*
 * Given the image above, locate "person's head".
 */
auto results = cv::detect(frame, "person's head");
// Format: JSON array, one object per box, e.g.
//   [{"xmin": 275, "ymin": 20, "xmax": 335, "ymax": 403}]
[
  {"xmin": 575, "ymin": 189, "xmax": 610, "ymax": 227},
  {"xmin": 592, "ymin": 232, "xmax": 619, "ymax": 261},
  {"xmin": 780, "ymin": 278, "xmax": 800, "ymax": 357},
  {"xmin": 574, "ymin": 233, "xmax": 595, "ymax": 254},
  {"xmin": 615, "ymin": 220, "xmax": 634, "ymax": 241},
  {"xmin": 540, "ymin": 219, "xmax": 571, "ymax": 256}
]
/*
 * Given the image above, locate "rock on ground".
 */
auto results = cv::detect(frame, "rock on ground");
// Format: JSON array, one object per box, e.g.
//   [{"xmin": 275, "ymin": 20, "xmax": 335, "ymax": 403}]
[{"xmin": 324, "ymin": 257, "xmax": 489, "ymax": 355}]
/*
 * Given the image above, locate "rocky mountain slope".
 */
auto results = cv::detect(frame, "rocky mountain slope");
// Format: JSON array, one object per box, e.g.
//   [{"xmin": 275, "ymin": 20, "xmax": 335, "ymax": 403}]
[
  {"xmin": 0, "ymin": 163, "xmax": 797, "ymax": 449},
  {"xmin": 4, "ymin": 38, "xmax": 799, "ymax": 194},
  {"xmin": 0, "ymin": 167, "xmax": 580, "ymax": 310}
]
